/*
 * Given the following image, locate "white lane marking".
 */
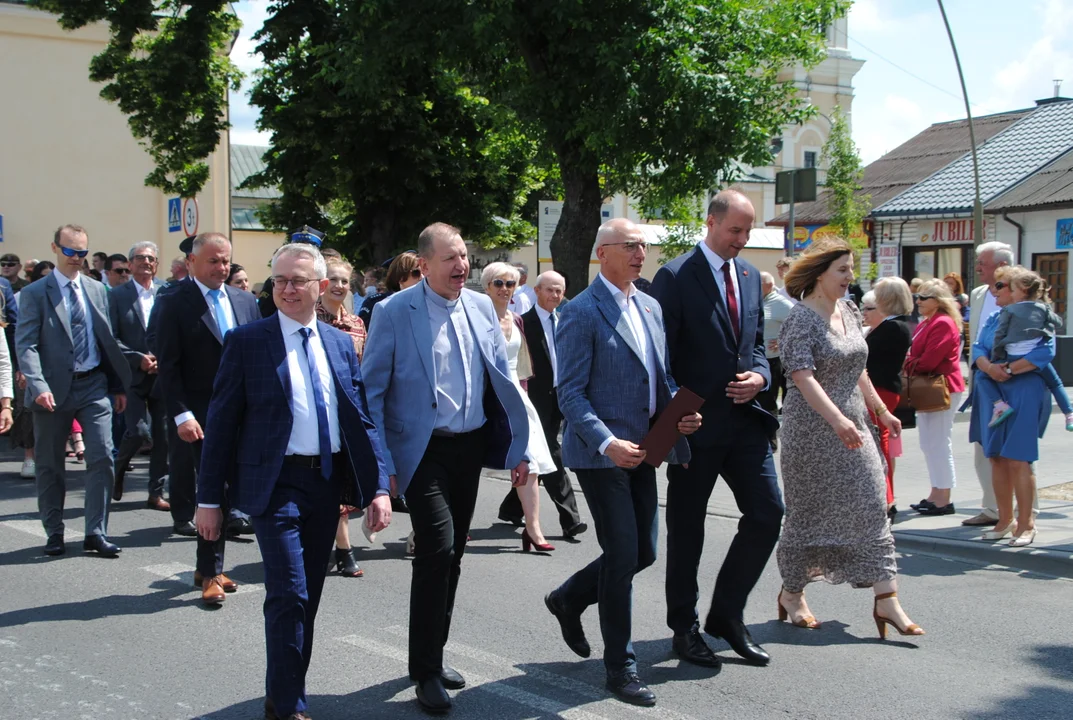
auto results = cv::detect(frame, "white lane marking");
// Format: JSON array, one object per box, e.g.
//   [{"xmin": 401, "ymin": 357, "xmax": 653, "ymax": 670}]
[
  {"xmin": 0, "ymin": 519, "xmax": 84, "ymax": 541},
  {"xmin": 140, "ymin": 563, "xmax": 263, "ymax": 596},
  {"xmin": 381, "ymin": 624, "xmax": 700, "ymax": 720},
  {"xmin": 338, "ymin": 634, "xmax": 612, "ymax": 720}
]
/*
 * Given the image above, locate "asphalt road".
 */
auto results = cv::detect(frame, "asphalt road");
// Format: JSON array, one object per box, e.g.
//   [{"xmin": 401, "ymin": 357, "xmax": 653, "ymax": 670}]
[{"xmin": 1, "ymin": 460, "xmax": 1071, "ymax": 720}]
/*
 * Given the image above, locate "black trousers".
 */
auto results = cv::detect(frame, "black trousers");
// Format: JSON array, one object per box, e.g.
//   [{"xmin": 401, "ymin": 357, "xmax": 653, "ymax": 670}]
[
  {"xmin": 497, "ymin": 415, "xmax": 581, "ymax": 532},
  {"xmin": 407, "ymin": 431, "xmax": 486, "ymax": 681},
  {"xmin": 167, "ymin": 421, "xmax": 196, "ymax": 524},
  {"xmin": 665, "ymin": 418, "xmax": 784, "ymax": 632},
  {"xmin": 756, "ymin": 356, "xmax": 785, "ymax": 416},
  {"xmin": 115, "ymin": 389, "xmax": 168, "ymax": 499},
  {"xmin": 188, "ymin": 438, "xmax": 228, "ymax": 577}
]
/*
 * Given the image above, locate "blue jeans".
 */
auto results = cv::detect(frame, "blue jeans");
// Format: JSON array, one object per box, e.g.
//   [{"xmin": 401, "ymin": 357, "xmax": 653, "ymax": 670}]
[{"xmin": 556, "ymin": 465, "xmax": 658, "ymax": 678}]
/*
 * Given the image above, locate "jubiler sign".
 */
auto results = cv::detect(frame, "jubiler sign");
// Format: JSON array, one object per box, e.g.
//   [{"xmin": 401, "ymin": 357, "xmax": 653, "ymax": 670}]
[{"xmin": 917, "ymin": 219, "xmax": 986, "ymax": 245}]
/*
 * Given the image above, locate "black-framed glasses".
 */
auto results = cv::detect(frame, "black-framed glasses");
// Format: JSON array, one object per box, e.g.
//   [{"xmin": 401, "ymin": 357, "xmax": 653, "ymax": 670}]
[
  {"xmin": 994, "ymin": 282, "xmax": 1007, "ymax": 290},
  {"xmin": 56, "ymin": 244, "xmax": 89, "ymax": 259},
  {"xmin": 131, "ymin": 254, "xmax": 158, "ymax": 263},
  {"xmin": 492, "ymin": 279, "xmax": 517, "ymax": 288},
  {"xmin": 409, "ymin": 268, "xmax": 422, "ymax": 278},
  {"xmin": 110, "ymin": 268, "xmax": 131, "ymax": 275},
  {"xmin": 273, "ymin": 276, "xmax": 316, "ymax": 290},
  {"xmin": 0, "ymin": 262, "xmax": 18, "ymax": 268},
  {"xmin": 916, "ymin": 294, "xmax": 935, "ymax": 301},
  {"xmin": 603, "ymin": 241, "xmax": 647, "ymax": 253}
]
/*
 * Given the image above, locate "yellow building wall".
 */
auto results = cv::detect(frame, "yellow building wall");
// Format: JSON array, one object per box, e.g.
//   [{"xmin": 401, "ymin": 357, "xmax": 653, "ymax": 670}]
[
  {"xmin": 0, "ymin": 5, "xmax": 229, "ymax": 277},
  {"xmin": 231, "ymin": 229, "xmax": 288, "ymax": 282}
]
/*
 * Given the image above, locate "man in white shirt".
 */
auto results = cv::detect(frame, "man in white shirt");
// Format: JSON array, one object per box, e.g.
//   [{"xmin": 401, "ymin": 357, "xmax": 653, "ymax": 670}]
[
  {"xmin": 757, "ymin": 271, "xmax": 794, "ymax": 416},
  {"xmin": 508, "ymin": 262, "xmax": 536, "ymax": 314}
]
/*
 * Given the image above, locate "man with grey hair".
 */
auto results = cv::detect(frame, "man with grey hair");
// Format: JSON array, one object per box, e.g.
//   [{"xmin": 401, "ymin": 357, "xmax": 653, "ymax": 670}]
[
  {"xmin": 109, "ymin": 239, "xmax": 169, "ymax": 510},
  {"xmin": 509, "ymin": 262, "xmax": 536, "ymax": 314},
  {"xmin": 756, "ymin": 271, "xmax": 793, "ymax": 417},
  {"xmin": 963, "ymin": 241, "xmax": 1038, "ymax": 526},
  {"xmin": 154, "ymin": 231, "xmax": 261, "ymax": 604}
]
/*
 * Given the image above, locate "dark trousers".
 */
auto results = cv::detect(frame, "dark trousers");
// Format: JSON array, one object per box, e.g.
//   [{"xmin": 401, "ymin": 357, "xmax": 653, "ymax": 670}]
[
  {"xmin": 114, "ymin": 389, "xmax": 168, "ymax": 499},
  {"xmin": 665, "ymin": 427, "xmax": 784, "ymax": 632},
  {"xmin": 167, "ymin": 421, "xmax": 196, "ymax": 524},
  {"xmin": 556, "ymin": 464, "xmax": 657, "ymax": 678},
  {"xmin": 188, "ymin": 438, "xmax": 228, "ymax": 577},
  {"xmin": 252, "ymin": 463, "xmax": 340, "ymax": 717},
  {"xmin": 406, "ymin": 431, "xmax": 486, "ymax": 681},
  {"xmin": 756, "ymin": 357, "xmax": 785, "ymax": 415},
  {"xmin": 498, "ymin": 416, "xmax": 582, "ymax": 532}
]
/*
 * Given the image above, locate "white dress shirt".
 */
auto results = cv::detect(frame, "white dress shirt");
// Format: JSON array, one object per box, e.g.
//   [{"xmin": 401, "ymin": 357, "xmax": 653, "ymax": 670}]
[
  {"xmin": 279, "ymin": 313, "xmax": 341, "ymax": 455},
  {"xmin": 509, "ymin": 287, "xmax": 534, "ymax": 315},
  {"xmin": 535, "ymin": 305, "xmax": 558, "ymax": 387},
  {"xmin": 135, "ymin": 280, "xmax": 155, "ymax": 327},
  {"xmin": 175, "ymin": 279, "xmax": 239, "ymax": 427},
  {"xmin": 698, "ymin": 242, "xmax": 743, "ymax": 328},
  {"xmin": 596, "ymin": 273, "xmax": 657, "ymax": 455},
  {"xmin": 976, "ymin": 290, "xmax": 999, "ymax": 341},
  {"xmin": 54, "ymin": 272, "xmax": 101, "ymax": 372}
]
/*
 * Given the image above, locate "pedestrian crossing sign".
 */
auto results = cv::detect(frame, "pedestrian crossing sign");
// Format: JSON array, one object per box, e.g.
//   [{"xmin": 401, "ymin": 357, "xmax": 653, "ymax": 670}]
[{"xmin": 168, "ymin": 198, "xmax": 181, "ymax": 233}]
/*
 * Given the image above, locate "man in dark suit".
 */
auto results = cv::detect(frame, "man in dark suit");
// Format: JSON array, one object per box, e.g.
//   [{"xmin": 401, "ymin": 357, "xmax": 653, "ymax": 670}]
[
  {"xmin": 497, "ymin": 270, "xmax": 587, "ymax": 537},
  {"xmin": 154, "ymin": 231, "xmax": 260, "ymax": 604},
  {"xmin": 197, "ymin": 242, "xmax": 391, "ymax": 720},
  {"xmin": 546, "ymin": 219, "xmax": 701, "ymax": 707},
  {"xmin": 15, "ymin": 224, "xmax": 132, "ymax": 557},
  {"xmin": 651, "ymin": 189, "xmax": 784, "ymax": 668},
  {"xmin": 109, "ymin": 241, "xmax": 169, "ymax": 510}
]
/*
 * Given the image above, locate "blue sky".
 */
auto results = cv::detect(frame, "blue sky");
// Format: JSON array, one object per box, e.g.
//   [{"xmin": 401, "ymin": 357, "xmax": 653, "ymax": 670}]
[{"xmin": 228, "ymin": 0, "xmax": 1073, "ymax": 166}]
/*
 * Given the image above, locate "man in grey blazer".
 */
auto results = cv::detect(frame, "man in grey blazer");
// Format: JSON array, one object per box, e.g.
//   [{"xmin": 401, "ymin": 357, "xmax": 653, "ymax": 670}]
[
  {"xmin": 16, "ymin": 225, "xmax": 132, "ymax": 557},
  {"xmin": 362, "ymin": 222, "xmax": 530, "ymax": 715},
  {"xmin": 545, "ymin": 218, "xmax": 701, "ymax": 708},
  {"xmin": 109, "ymin": 240, "xmax": 169, "ymax": 510}
]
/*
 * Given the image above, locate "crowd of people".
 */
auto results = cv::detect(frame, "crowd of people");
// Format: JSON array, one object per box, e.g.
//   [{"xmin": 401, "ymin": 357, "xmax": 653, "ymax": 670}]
[{"xmin": 2, "ymin": 198, "xmax": 1064, "ymax": 718}]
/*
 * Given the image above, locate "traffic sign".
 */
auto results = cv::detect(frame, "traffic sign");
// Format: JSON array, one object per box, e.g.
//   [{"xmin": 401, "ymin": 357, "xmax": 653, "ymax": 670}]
[
  {"xmin": 181, "ymin": 198, "xmax": 199, "ymax": 237},
  {"xmin": 168, "ymin": 198, "xmax": 181, "ymax": 232}
]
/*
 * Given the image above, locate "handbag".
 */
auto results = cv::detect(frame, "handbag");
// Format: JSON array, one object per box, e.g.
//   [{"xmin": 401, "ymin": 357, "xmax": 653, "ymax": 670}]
[{"xmin": 899, "ymin": 358, "xmax": 950, "ymax": 413}]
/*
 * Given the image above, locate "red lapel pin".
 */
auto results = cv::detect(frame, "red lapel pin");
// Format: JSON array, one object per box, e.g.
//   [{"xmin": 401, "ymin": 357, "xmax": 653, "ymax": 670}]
[
  {"xmin": 742, "ymin": 270, "xmax": 749, "ymax": 277},
  {"xmin": 644, "ymin": 306, "xmax": 651, "ymax": 313}
]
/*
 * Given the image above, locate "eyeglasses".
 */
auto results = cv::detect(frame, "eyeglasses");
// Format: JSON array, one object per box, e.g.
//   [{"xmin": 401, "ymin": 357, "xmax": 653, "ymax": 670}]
[
  {"xmin": 110, "ymin": 268, "xmax": 131, "ymax": 275},
  {"xmin": 862, "ymin": 305, "xmax": 877, "ymax": 312},
  {"xmin": 0, "ymin": 262, "xmax": 18, "ymax": 268},
  {"xmin": 131, "ymin": 254, "xmax": 157, "ymax": 263},
  {"xmin": 273, "ymin": 276, "xmax": 316, "ymax": 290},
  {"xmin": 994, "ymin": 282, "xmax": 1007, "ymax": 290},
  {"xmin": 492, "ymin": 279, "xmax": 517, "ymax": 288},
  {"xmin": 603, "ymin": 241, "xmax": 647, "ymax": 253},
  {"xmin": 409, "ymin": 269, "xmax": 422, "ymax": 278},
  {"xmin": 56, "ymin": 244, "xmax": 89, "ymax": 259},
  {"xmin": 916, "ymin": 294, "xmax": 935, "ymax": 301}
]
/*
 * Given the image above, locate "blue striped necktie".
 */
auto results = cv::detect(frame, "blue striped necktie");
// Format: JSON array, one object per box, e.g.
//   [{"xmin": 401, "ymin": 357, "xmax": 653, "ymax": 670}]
[
  {"xmin": 67, "ymin": 283, "xmax": 90, "ymax": 366},
  {"xmin": 299, "ymin": 328, "xmax": 333, "ymax": 480},
  {"xmin": 208, "ymin": 288, "xmax": 233, "ymax": 337}
]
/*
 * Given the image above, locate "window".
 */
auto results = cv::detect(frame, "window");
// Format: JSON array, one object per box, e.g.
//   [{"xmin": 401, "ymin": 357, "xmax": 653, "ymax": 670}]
[{"xmin": 803, "ymin": 151, "xmax": 818, "ymax": 169}]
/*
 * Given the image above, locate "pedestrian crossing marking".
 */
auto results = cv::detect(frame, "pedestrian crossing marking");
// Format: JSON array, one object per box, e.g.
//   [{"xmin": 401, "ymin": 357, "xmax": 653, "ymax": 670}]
[
  {"xmin": 0, "ymin": 519, "xmax": 84, "ymax": 541},
  {"xmin": 140, "ymin": 563, "xmax": 264, "ymax": 595}
]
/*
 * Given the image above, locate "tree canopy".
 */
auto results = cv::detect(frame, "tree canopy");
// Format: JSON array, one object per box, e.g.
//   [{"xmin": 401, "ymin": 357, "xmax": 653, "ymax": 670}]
[{"xmin": 822, "ymin": 106, "xmax": 872, "ymax": 262}]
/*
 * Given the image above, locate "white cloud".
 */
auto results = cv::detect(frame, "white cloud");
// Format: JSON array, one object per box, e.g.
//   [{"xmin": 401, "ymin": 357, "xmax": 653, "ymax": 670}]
[
  {"xmin": 230, "ymin": 128, "xmax": 273, "ymax": 147},
  {"xmin": 979, "ymin": 0, "xmax": 1072, "ymax": 109}
]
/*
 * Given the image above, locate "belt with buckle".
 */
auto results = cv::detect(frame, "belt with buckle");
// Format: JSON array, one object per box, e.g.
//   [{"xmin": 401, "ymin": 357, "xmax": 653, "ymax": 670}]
[
  {"xmin": 283, "ymin": 452, "xmax": 341, "ymax": 470},
  {"xmin": 72, "ymin": 367, "xmax": 100, "ymax": 380}
]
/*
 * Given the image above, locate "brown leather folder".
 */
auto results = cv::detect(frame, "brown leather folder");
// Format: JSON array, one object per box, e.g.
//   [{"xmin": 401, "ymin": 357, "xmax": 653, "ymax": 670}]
[{"xmin": 640, "ymin": 387, "xmax": 705, "ymax": 467}]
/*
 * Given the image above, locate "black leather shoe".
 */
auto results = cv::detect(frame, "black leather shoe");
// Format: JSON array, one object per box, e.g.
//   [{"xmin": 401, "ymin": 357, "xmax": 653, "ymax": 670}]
[
  {"xmin": 83, "ymin": 534, "xmax": 121, "ymax": 558},
  {"xmin": 563, "ymin": 522, "xmax": 588, "ymax": 538},
  {"xmin": 43, "ymin": 533, "xmax": 65, "ymax": 556},
  {"xmin": 918, "ymin": 503, "xmax": 955, "ymax": 516},
  {"xmin": 498, "ymin": 512, "xmax": 524, "ymax": 527},
  {"xmin": 440, "ymin": 666, "xmax": 465, "ymax": 690},
  {"xmin": 606, "ymin": 672, "xmax": 656, "ymax": 707},
  {"xmin": 910, "ymin": 499, "xmax": 936, "ymax": 512},
  {"xmin": 704, "ymin": 615, "xmax": 770, "ymax": 666},
  {"xmin": 672, "ymin": 629, "xmax": 722, "ymax": 668},
  {"xmin": 415, "ymin": 676, "xmax": 451, "ymax": 715},
  {"xmin": 226, "ymin": 516, "xmax": 254, "ymax": 537},
  {"xmin": 391, "ymin": 495, "xmax": 410, "ymax": 514},
  {"xmin": 545, "ymin": 591, "xmax": 590, "ymax": 658},
  {"xmin": 173, "ymin": 521, "xmax": 198, "ymax": 537}
]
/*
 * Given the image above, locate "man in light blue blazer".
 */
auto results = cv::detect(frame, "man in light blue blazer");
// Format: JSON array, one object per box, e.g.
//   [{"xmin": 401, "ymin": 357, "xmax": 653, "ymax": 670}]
[
  {"xmin": 362, "ymin": 222, "xmax": 530, "ymax": 715},
  {"xmin": 545, "ymin": 218, "xmax": 701, "ymax": 708}
]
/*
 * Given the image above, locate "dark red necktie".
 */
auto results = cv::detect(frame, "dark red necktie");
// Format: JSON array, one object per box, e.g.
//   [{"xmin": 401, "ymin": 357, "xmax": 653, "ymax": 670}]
[{"xmin": 722, "ymin": 262, "xmax": 740, "ymax": 340}]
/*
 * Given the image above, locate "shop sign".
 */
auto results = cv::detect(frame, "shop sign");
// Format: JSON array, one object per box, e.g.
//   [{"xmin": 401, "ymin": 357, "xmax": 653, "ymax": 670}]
[
  {"xmin": 1057, "ymin": 218, "xmax": 1073, "ymax": 250},
  {"xmin": 877, "ymin": 244, "xmax": 899, "ymax": 278},
  {"xmin": 789, "ymin": 223, "xmax": 868, "ymax": 253},
  {"xmin": 918, "ymin": 218, "xmax": 985, "ymax": 245}
]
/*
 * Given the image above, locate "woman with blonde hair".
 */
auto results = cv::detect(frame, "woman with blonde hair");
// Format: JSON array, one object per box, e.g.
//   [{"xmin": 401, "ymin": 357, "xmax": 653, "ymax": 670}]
[
  {"xmin": 905, "ymin": 278, "xmax": 965, "ymax": 516},
  {"xmin": 482, "ymin": 261, "xmax": 558, "ymax": 552},
  {"xmin": 776, "ymin": 238, "xmax": 922, "ymax": 639}
]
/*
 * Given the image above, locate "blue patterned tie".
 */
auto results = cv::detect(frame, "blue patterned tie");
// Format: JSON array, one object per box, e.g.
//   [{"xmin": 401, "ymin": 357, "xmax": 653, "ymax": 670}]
[
  {"xmin": 208, "ymin": 288, "xmax": 233, "ymax": 337},
  {"xmin": 299, "ymin": 328, "xmax": 333, "ymax": 480},
  {"xmin": 67, "ymin": 283, "xmax": 89, "ymax": 366}
]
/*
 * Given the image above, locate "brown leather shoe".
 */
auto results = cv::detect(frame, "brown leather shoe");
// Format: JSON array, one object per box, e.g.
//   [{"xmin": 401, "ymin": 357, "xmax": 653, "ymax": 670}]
[
  {"xmin": 961, "ymin": 512, "xmax": 999, "ymax": 527},
  {"xmin": 193, "ymin": 571, "xmax": 238, "ymax": 592},
  {"xmin": 201, "ymin": 576, "xmax": 226, "ymax": 605},
  {"xmin": 146, "ymin": 496, "xmax": 171, "ymax": 511},
  {"xmin": 264, "ymin": 697, "xmax": 312, "ymax": 720}
]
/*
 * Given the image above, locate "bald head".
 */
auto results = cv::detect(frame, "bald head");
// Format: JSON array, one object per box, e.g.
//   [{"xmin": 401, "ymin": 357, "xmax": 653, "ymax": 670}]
[
  {"xmin": 594, "ymin": 218, "xmax": 646, "ymax": 290},
  {"xmin": 705, "ymin": 189, "xmax": 754, "ymax": 261},
  {"xmin": 760, "ymin": 271, "xmax": 775, "ymax": 295},
  {"xmin": 534, "ymin": 271, "xmax": 565, "ymax": 312}
]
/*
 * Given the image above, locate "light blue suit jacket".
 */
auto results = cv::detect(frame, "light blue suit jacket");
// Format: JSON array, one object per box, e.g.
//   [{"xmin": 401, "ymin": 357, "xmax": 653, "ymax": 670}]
[
  {"xmin": 361, "ymin": 281, "xmax": 530, "ymax": 495},
  {"xmin": 557, "ymin": 277, "xmax": 690, "ymax": 469}
]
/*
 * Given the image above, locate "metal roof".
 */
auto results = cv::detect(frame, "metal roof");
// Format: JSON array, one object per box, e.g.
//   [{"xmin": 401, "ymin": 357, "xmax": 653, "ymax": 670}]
[
  {"xmin": 873, "ymin": 100, "xmax": 1073, "ymax": 217},
  {"xmin": 984, "ymin": 148, "xmax": 1073, "ymax": 212},
  {"xmin": 230, "ymin": 144, "xmax": 281, "ymax": 200},
  {"xmin": 766, "ymin": 108, "xmax": 1031, "ymax": 226}
]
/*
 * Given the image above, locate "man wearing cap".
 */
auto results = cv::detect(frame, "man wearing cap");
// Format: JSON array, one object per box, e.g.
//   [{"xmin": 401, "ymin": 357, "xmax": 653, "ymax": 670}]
[
  {"xmin": 154, "ymin": 231, "xmax": 260, "ymax": 604},
  {"xmin": 259, "ymin": 226, "xmax": 324, "ymax": 318},
  {"xmin": 0, "ymin": 253, "xmax": 27, "ymax": 292}
]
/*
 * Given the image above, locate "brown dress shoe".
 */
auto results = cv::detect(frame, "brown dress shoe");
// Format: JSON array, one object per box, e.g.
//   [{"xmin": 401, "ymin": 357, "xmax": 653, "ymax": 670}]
[
  {"xmin": 265, "ymin": 697, "xmax": 312, "ymax": 720},
  {"xmin": 201, "ymin": 576, "xmax": 226, "ymax": 605},
  {"xmin": 146, "ymin": 496, "xmax": 171, "ymax": 511},
  {"xmin": 193, "ymin": 571, "xmax": 238, "ymax": 592},
  {"xmin": 961, "ymin": 512, "xmax": 999, "ymax": 527}
]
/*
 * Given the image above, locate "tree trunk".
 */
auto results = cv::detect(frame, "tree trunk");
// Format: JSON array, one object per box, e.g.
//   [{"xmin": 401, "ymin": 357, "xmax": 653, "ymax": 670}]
[
  {"xmin": 550, "ymin": 164, "xmax": 603, "ymax": 297},
  {"xmin": 357, "ymin": 204, "xmax": 399, "ymax": 265}
]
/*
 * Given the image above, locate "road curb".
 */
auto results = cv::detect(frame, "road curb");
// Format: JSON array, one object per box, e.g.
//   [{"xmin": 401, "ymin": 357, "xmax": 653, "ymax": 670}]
[{"xmin": 892, "ymin": 530, "xmax": 1073, "ymax": 579}]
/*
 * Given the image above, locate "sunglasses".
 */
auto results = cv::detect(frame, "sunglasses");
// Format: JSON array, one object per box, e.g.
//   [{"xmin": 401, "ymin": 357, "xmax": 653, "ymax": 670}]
[
  {"xmin": 57, "ymin": 244, "xmax": 89, "ymax": 259},
  {"xmin": 409, "ymin": 269, "xmax": 422, "ymax": 278},
  {"xmin": 111, "ymin": 268, "xmax": 131, "ymax": 275},
  {"xmin": 492, "ymin": 279, "xmax": 517, "ymax": 288},
  {"xmin": 994, "ymin": 282, "xmax": 1007, "ymax": 290},
  {"xmin": 0, "ymin": 262, "xmax": 18, "ymax": 268},
  {"xmin": 916, "ymin": 295, "xmax": 935, "ymax": 301}
]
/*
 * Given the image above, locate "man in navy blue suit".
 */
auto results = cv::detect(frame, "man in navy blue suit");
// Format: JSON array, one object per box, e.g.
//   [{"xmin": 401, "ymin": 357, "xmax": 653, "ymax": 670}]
[
  {"xmin": 196, "ymin": 242, "xmax": 391, "ymax": 720},
  {"xmin": 651, "ymin": 189, "xmax": 784, "ymax": 668}
]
